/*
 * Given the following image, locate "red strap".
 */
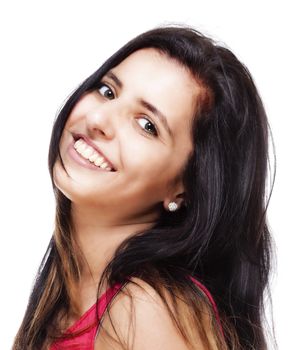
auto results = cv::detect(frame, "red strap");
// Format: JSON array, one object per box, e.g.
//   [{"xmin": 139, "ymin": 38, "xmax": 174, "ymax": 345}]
[
  {"xmin": 125, "ymin": 275, "xmax": 224, "ymax": 337},
  {"xmin": 51, "ymin": 276, "xmax": 224, "ymax": 349},
  {"xmin": 189, "ymin": 276, "xmax": 224, "ymax": 337}
]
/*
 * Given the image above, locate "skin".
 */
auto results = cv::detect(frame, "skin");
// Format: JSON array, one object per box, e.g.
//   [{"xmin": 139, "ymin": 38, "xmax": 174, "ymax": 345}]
[{"xmin": 53, "ymin": 48, "xmax": 202, "ymax": 318}]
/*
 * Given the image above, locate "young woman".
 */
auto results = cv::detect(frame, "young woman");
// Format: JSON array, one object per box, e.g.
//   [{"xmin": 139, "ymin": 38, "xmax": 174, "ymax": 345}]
[{"xmin": 13, "ymin": 25, "xmax": 274, "ymax": 349}]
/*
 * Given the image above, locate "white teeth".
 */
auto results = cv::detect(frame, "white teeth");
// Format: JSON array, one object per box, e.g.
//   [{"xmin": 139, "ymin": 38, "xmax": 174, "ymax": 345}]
[
  {"xmin": 73, "ymin": 139, "xmax": 112, "ymax": 171},
  {"xmin": 94, "ymin": 156, "xmax": 104, "ymax": 166},
  {"xmin": 82, "ymin": 148, "xmax": 94, "ymax": 158},
  {"xmin": 73, "ymin": 140, "xmax": 81, "ymax": 149},
  {"xmin": 77, "ymin": 142, "xmax": 87, "ymax": 152},
  {"xmin": 100, "ymin": 162, "xmax": 109, "ymax": 169},
  {"xmin": 88, "ymin": 153, "xmax": 99, "ymax": 162}
]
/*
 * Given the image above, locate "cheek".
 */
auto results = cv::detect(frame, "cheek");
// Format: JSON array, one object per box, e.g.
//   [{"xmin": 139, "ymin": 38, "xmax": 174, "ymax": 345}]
[
  {"xmin": 64, "ymin": 95, "xmax": 91, "ymax": 127},
  {"xmin": 59, "ymin": 128, "xmax": 72, "ymax": 160},
  {"xmin": 123, "ymin": 145, "xmax": 179, "ymax": 194},
  {"xmin": 65, "ymin": 112, "xmax": 80, "ymax": 129},
  {"xmin": 52, "ymin": 159, "xmax": 74, "ymax": 200},
  {"xmin": 123, "ymin": 140, "xmax": 169, "ymax": 174}
]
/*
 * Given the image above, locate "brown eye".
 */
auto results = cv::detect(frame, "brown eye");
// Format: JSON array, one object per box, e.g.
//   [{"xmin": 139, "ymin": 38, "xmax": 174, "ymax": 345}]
[
  {"xmin": 96, "ymin": 83, "xmax": 158, "ymax": 137},
  {"xmin": 97, "ymin": 83, "xmax": 115, "ymax": 100},
  {"xmin": 137, "ymin": 117, "xmax": 158, "ymax": 136}
]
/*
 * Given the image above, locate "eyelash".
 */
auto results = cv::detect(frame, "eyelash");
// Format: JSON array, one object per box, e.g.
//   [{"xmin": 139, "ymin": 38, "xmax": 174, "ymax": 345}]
[{"xmin": 96, "ymin": 82, "xmax": 159, "ymax": 137}]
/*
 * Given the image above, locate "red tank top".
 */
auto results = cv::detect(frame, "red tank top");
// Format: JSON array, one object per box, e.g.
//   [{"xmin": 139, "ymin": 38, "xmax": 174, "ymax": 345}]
[{"xmin": 50, "ymin": 276, "xmax": 223, "ymax": 349}]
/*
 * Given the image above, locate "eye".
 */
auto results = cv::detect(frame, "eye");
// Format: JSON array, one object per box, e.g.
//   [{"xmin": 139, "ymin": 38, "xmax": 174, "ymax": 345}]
[
  {"xmin": 137, "ymin": 117, "xmax": 158, "ymax": 137},
  {"xmin": 97, "ymin": 83, "xmax": 115, "ymax": 100},
  {"xmin": 96, "ymin": 82, "xmax": 158, "ymax": 137}
]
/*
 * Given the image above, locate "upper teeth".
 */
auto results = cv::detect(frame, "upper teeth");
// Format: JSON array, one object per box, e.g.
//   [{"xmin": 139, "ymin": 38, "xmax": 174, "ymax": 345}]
[{"xmin": 74, "ymin": 139, "xmax": 112, "ymax": 171}]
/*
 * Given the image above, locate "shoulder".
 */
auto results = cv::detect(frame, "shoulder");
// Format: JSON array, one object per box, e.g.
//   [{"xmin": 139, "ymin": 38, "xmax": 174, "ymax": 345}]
[{"xmin": 94, "ymin": 277, "xmax": 217, "ymax": 350}]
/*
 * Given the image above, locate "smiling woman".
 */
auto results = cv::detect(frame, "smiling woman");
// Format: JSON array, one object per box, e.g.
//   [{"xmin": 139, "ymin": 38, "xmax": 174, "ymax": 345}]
[{"xmin": 12, "ymin": 24, "xmax": 274, "ymax": 350}]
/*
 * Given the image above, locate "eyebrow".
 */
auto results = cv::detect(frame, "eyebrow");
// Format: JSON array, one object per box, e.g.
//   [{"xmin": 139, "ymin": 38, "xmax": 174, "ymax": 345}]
[{"xmin": 104, "ymin": 71, "xmax": 173, "ymax": 137}]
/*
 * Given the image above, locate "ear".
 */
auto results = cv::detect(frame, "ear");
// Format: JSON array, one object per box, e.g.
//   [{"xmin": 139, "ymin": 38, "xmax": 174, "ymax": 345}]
[{"xmin": 163, "ymin": 181, "xmax": 186, "ymax": 211}]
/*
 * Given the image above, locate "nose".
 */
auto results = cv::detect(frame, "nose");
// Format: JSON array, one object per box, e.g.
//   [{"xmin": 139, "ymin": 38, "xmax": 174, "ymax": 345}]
[{"xmin": 86, "ymin": 100, "xmax": 117, "ymax": 140}]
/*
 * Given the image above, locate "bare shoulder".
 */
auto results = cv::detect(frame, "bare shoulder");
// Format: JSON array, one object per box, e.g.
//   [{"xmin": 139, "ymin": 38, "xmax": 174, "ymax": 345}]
[{"xmin": 94, "ymin": 277, "xmax": 214, "ymax": 350}]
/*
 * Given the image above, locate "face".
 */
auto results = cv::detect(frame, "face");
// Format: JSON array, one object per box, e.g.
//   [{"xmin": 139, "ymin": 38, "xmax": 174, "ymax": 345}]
[{"xmin": 53, "ymin": 48, "xmax": 201, "ymax": 224}]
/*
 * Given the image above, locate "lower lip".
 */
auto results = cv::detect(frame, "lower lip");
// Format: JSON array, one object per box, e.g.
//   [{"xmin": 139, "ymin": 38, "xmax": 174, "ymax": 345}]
[{"xmin": 68, "ymin": 139, "xmax": 112, "ymax": 172}]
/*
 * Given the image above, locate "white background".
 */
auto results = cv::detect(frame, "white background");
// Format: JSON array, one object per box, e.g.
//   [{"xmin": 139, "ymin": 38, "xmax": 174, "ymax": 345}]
[{"xmin": 0, "ymin": 1, "xmax": 288, "ymax": 349}]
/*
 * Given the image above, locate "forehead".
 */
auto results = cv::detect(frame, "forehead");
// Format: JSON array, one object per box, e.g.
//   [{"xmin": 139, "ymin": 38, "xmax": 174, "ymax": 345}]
[{"xmin": 111, "ymin": 48, "xmax": 201, "ymax": 144}]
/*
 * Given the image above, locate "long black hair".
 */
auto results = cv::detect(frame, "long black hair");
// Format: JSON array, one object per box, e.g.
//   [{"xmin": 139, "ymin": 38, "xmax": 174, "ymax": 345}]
[{"xmin": 13, "ymin": 24, "xmax": 275, "ymax": 349}]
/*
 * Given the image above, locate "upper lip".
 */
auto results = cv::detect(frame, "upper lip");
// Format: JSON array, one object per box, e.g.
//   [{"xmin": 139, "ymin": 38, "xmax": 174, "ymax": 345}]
[{"xmin": 72, "ymin": 132, "xmax": 116, "ymax": 171}]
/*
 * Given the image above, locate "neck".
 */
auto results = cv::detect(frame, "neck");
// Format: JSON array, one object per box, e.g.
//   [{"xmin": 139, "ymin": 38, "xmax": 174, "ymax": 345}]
[{"xmin": 71, "ymin": 203, "xmax": 157, "ymax": 284}]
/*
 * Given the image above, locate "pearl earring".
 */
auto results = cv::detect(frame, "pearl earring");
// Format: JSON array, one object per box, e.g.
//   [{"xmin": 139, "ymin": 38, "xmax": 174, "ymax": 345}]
[{"xmin": 168, "ymin": 202, "xmax": 178, "ymax": 212}]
